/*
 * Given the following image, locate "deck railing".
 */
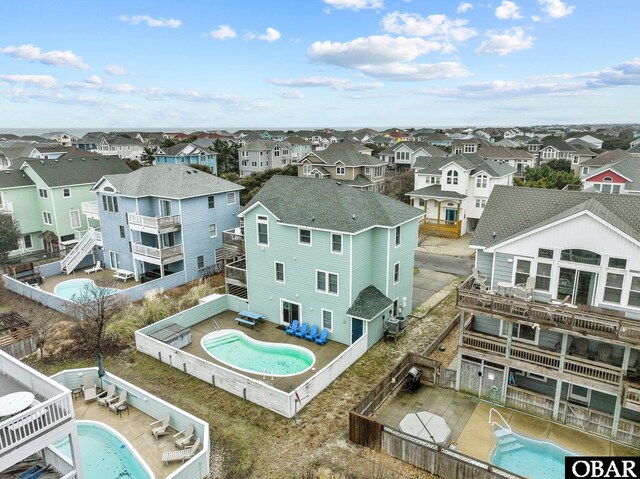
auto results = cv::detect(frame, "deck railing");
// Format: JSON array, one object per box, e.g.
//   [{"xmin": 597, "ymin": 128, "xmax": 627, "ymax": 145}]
[
  {"xmin": 225, "ymin": 259, "xmax": 247, "ymax": 285},
  {"xmin": 80, "ymin": 201, "xmax": 98, "ymax": 217},
  {"xmin": 132, "ymin": 243, "xmax": 183, "ymax": 261},
  {"xmin": 222, "ymin": 228, "xmax": 245, "ymax": 248},
  {"xmin": 624, "ymin": 384, "xmax": 640, "ymax": 411},
  {"xmin": 127, "ymin": 213, "xmax": 181, "ymax": 230}
]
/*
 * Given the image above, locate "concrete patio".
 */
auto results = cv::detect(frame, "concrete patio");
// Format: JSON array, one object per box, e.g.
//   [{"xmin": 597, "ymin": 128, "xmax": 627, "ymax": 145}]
[{"xmin": 39, "ymin": 269, "xmax": 139, "ymax": 294}]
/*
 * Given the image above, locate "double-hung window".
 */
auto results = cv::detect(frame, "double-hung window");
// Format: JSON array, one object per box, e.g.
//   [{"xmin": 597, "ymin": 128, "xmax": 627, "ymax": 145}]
[
  {"xmin": 299, "ymin": 229, "xmax": 311, "ymax": 245},
  {"xmin": 317, "ymin": 270, "xmax": 338, "ymax": 295},
  {"xmin": 604, "ymin": 273, "xmax": 624, "ymax": 304},
  {"xmin": 275, "ymin": 262, "xmax": 285, "ymax": 283},
  {"xmin": 395, "ymin": 226, "xmax": 401, "ymax": 246},
  {"xmin": 42, "ymin": 212, "xmax": 52, "ymax": 225},
  {"xmin": 628, "ymin": 277, "xmax": 640, "ymax": 307},
  {"xmin": 257, "ymin": 215, "xmax": 269, "ymax": 246},
  {"xmin": 38, "ymin": 188, "xmax": 48, "ymax": 198},
  {"xmin": 336, "ymin": 166, "xmax": 345, "ymax": 175},
  {"xmin": 514, "ymin": 259, "xmax": 531, "ymax": 285},
  {"xmin": 394, "ymin": 263, "xmax": 400, "ymax": 284},
  {"xmin": 331, "ymin": 233, "xmax": 342, "ymax": 253},
  {"xmin": 208, "ymin": 195, "xmax": 215, "ymax": 209},
  {"xmin": 322, "ymin": 309, "xmax": 333, "ymax": 332}
]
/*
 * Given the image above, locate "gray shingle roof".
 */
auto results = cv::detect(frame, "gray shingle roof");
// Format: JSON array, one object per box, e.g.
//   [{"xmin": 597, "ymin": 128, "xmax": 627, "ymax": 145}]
[
  {"xmin": 325, "ymin": 141, "xmax": 372, "ymax": 154},
  {"xmin": 238, "ymin": 139, "xmax": 277, "ymax": 151},
  {"xmin": 472, "ymin": 185, "xmax": 640, "ymax": 248},
  {"xmin": 628, "ymin": 144, "xmax": 640, "ymax": 154},
  {"xmin": 393, "ymin": 141, "xmax": 447, "ymax": 157},
  {"xmin": 340, "ymin": 174, "xmax": 374, "ymax": 188},
  {"xmin": 584, "ymin": 156, "xmax": 640, "ymax": 189},
  {"xmin": 0, "ymin": 170, "xmax": 35, "ymax": 189},
  {"xmin": 413, "ymin": 154, "xmax": 516, "ymax": 177},
  {"xmin": 541, "ymin": 136, "xmax": 576, "ymax": 152},
  {"xmin": 581, "ymin": 149, "xmax": 633, "ymax": 167},
  {"xmin": 406, "ymin": 184, "xmax": 466, "ymax": 199},
  {"xmin": 347, "ymin": 285, "xmax": 392, "ymax": 319},
  {"xmin": 303, "ymin": 149, "xmax": 385, "ymax": 167},
  {"xmin": 243, "ymin": 176, "xmax": 421, "ymax": 233},
  {"xmin": 478, "ymin": 145, "xmax": 534, "ymax": 160},
  {"xmin": 22, "ymin": 157, "xmax": 132, "ymax": 187},
  {"xmin": 285, "ymin": 136, "xmax": 312, "ymax": 145},
  {"xmin": 100, "ymin": 164, "xmax": 242, "ymax": 198}
]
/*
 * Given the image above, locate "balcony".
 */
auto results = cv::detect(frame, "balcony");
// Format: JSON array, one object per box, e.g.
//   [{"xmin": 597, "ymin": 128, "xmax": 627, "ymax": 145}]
[
  {"xmin": 223, "ymin": 227, "xmax": 245, "ymax": 254},
  {"xmin": 225, "ymin": 258, "xmax": 246, "ymax": 287},
  {"xmin": 0, "ymin": 201, "xmax": 13, "ymax": 215},
  {"xmin": 127, "ymin": 213, "xmax": 181, "ymax": 234},
  {"xmin": 132, "ymin": 243, "xmax": 183, "ymax": 265},
  {"xmin": 80, "ymin": 201, "xmax": 99, "ymax": 220}
]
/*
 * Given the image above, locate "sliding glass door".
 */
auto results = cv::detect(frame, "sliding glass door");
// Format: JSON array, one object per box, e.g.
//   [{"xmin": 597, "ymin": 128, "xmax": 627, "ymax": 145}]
[{"xmin": 557, "ymin": 268, "xmax": 597, "ymax": 306}]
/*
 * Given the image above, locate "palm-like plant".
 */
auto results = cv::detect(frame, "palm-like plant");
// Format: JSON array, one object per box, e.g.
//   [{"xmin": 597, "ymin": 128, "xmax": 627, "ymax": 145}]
[{"xmin": 140, "ymin": 146, "xmax": 157, "ymax": 166}]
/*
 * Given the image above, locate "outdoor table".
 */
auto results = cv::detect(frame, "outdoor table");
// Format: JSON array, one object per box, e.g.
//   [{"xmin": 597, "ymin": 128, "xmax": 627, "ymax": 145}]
[
  {"xmin": 497, "ymin": 281, "xmax": 515, "ymax": 297},
  {"xmin": 239, "ymin": 310, "xmax": 266, "ymax": 322},
  {"xmin": 71, "ymin": 387, "xmax": 83, "ymax": 401},
  {"xmin": 116, "ymin": 404, "xmax": 129, "ymax": 417},
  {"xmin": 0, "ymin": 391, "xmax": 35, "ymax": 417}
]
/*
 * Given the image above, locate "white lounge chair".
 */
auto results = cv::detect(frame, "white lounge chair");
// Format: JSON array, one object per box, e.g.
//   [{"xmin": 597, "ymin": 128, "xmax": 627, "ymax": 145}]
[
  {"xmin": 85, "ymin": 261, "xmax": 103, "ymax": 274},
  {"xmin": 83, "ymin": 375, "xmax": 98, "ymax": 403},
  {"xmin": 173, "ymin": 423, "xmax": 195, "ymax": 449},
  {"xmin": 150, "ymin": 415, "xmax": 171, "ymax": 440},
  {"xmin": 97, "ymin": 384, "xmax": 117, "ymax": 407},
  {"xmin": 162, "ymin": 438, "xmax": 200, "ymax": 465},
  {"xmin": 108, "ymin": 391, "xmax": 128, "ymax": 413}
]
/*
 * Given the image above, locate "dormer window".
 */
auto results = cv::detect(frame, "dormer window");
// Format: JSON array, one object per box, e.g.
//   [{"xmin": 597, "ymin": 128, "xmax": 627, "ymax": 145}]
[{"xmin": 446, "ymin": 170, "xmax": 459, "ymax": 185}]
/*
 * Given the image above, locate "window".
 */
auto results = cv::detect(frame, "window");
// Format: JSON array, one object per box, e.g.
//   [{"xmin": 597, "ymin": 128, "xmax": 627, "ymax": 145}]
[
  {"xmin": 209, "ymin": 223, "xmax": 217, "ymax": 238},
  {"xmin": 102, "ymin": 195, "xmax": 119, "ymax": 213},
  {"xmin": 454, "ymin": 147, "xmax": 462, "ymax": 154},
  {"xmin": 251, "ymin": 161, "xmax": 257, "ymax": 167},
  {"xmin": 538, "ymin": 248, "xmax": 553, "ymax": 259},
  {"xmin": 299, "ymin": 229, "xmax": 311, "ymax": 245},
  {"xmin": 197, "ymin": 255, "xmax": 205, "ymax": 269},
  {"xmin": 208, "ymin": 195, "xmax": 215, "ymax": 209},
  {"xmin": 273, "ymin": 146, "xmax": 280, "ymax": 157},
  {"xmin": 463, "ymin": 144, "xmax": 475, "ymax": 153},
  {"xmin": 560, "ymin": 249, "xmax": 600, "ymax": 265},
  {"xmin": 336, "ymin": 166, "xmax": 345, "ymax": 175},
  {"xmin": 226, "ymin": 192, "xmax": 236, "ymax": 205},
  {"xmin": 241, "ymin": 150, "xmax": 248, "ymax": 157},
  {"xmin": 418, "ymin": 199, "xmax": 425, "ymax": 207},
  {"xmin": 317, "ymin": 270, "xmax": 338, "ymax": 294},
  {"xmin": 257, "ymin": 215, "xmax": 269, "ymax": 246},
  {"xmin": 501, "ymin": 321, "xmax": 538, "ymax": 344},
  {"xmin": 331, "ymin": 233, "xmax": 342, "ymax": 253},
  {"xmin": 282, "ymin": 149, "xmax": 289, "ymax": 155},
  {"xmin": 396, "ymin": 151, "xmax": 409, "ymax": 161},
  {"xmin": 628, "ymin": 277, "xmax": 640, "ymax": 307},
  {"xmin": 63, "ymin": 188, "xmax": 71, "ymax": 198},
  {"xmin": 275, "ymin": 262, "xmax": 285, "ymax": 283},
  {"xmin": 446, "ymin": 170, "xmax": 458, "ymax": 185},
  {"xmin": 476, "ymin": 175, "xmax": 487, "ymax": 188},
  {"xmin": 475, "ymin": 199, "xmax": 486, "ymax": 208},
  {"xmin": 394, "ymin": 262, "xmax": 400, "ymax": 283},
  {"xmin": 365, "ymin": 166, "xmax": 371, "ymax": 175},
  {"xmin": 69, "ymin": 210, "xmax": 81, "ymax": 229},
  {"xmin": 608, "ymin": 257, "xmax": 627, "ymax": 269},
  {"xmin": 23, "ymin": 234, "xmax": 32, "ymax": 249},
  {"xmin": 514, "ymin": 259, "xmax": 531, "ymax": 285},
  {"xmin": 42, "ymin": 212, "xmax": 52, "ymax": 225},
  {"xmin": 303, "ymin": 164, "xmax": 312, "ymax": 175},
  {"xmin": 395, "ymin": 226, "xmax": 401, "ymax": 246},
  {"xmin": 604, "ymin": 273, "xmax": 624, "ymax": 304},
  {"xmin": 374, "ymin": 166, "xmax": 383, "ymax": 177},
  {"xmin": 38, "ymin": 188, "xmax": 48, "ymax": 198},
  {"xmin": 119, "ymin": 226, "xmax": 125, "ymax": 238},
  {"xmin": 535, "ymin": 263, "xmax": 552, "ymax": 291},
  {"xmin": 322, "ymin": 309, "xmax": 333, "ymax": 332},
  {"xmin": 582, "ymin": 167, "xmax": 589, "ymax": 175}
]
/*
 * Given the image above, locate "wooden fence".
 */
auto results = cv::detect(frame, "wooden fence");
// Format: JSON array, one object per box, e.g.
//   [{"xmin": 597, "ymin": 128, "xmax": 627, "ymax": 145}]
[{"xmin": 419, "ymin": 219, "xmax": 462, "ymax": 239}]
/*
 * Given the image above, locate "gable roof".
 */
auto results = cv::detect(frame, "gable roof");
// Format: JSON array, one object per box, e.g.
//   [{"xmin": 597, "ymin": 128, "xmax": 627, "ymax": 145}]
[
  {"xmin": 155, "ymin": 143, "xmax": 208, "ymax": 156},
  {"xmin": 581, "ymin": 149, "xmax": 633, "ymax": 167},
  {"xmin": 628, "ymin": 144, "xmax": 640, "ymax": 155},
  {"xmin": 242, "ymin": 176, "xmax": 421, "ymax": 233},
  {"xmin": 406, "ymin": 184, "xmax": 466, "ymax": 199},
  {"xmin": 472, "ymin": 185, "xmax": 640, "ymax": 249},
  {"xmin": 325, "ymin": 141, "xmax": 372, "ymax": 154},
  {"xmin": 285, "ymin": 136, "xmax": 312, "ymax": 145},
  {"xmin": 583, "ymin": 156, "xmax": 640, "ymax": 189},
  {"xmin": 303, "ymin": 149, "xmax": 384, "ymax": 167},
  {"xmin": 393, "ymin": 141, "xmax": 447, "ymax": 156},
  {"xmin": 347, "ymin": 285, "xmax": 392, "ymax": 320},
  {"xmin": 477, "ymin": 145, "xmax": 534, "ymax": 160},
  {"xmin": 97, "ymin": 164, "xmax": 242, "ymax": 198},
  {"xmin": 433, "ymin": 154, "xmax": 516, "ymax": 177},
  {"xmin": 540, "ymin": 136, "xmax": 576, "ymax": 152},
  {"xmin": 21, "ymin": 156, "xmax": 132, "ymax": 187},
  {"xmin": 0, "ymin": 169, "xmax": 35, "ymax": 189}
]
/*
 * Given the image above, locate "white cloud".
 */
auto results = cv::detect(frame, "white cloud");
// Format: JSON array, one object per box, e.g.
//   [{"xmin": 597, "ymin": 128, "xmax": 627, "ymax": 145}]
[
  {"xmin": 142, "ymin": 87, "xmax": 270, "ymax": 112},
  {"xmin": 495, "ymin": 1, "xmax": 522, "ymax": 20},
  {"xmin": 247, "ymin": 27, "xmax": 281, "ymax": 42},
  {"xmin": 358, "ymin": 62, "xmax": 469, "ymax": 81},
  {"xmin": 276, "ymin": 90, "xmax": 305, "ymax": 99},
  {"xmin": 104, "ymin": 65, "xmax": 131, "ymax": 76},
  {"xmin": 1, "ymin": 44, "xmax": 88, "ymax": 70},
  {"xmin": 271, "ymin": 76, "xmax": 383, "ymax": 91},
  {"xmin": 538, "ymin": 0, "xmax": 574, "ymax": 18},
  {"xmin": 476, "ymin": 27, "xmax": 534, "ymax": 55},
  {"xmin": 118, "ymin": 15, "xmax": 181, "ymax": 28},
  {"xmin": 66, "ymin": 75, "xmax": 138, "ymax": 94},
  {"xmin": 0, "ymin": 74, "xmax": 57, "ymax": 89},
  {"xmin": 323, "ymin": 0, "xmax": 383, "ymax": 11},
  {"xmin": 457, "ymin": 2, "xmax": 473, "ymax": 13},
  {"xmin": 381, "ymin": 12, "xmax": 476, "ymax": 42},
  {"xmin": 531, "ymin": 15, "xmax": 541, "ymax": 22},
  {"xmin": 206, "ymin": 25, "xmax": 237, "ymax": 40}
]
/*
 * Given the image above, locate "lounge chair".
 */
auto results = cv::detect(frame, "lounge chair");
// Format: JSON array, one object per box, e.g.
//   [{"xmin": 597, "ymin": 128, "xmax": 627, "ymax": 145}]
[
  {"xmin": 173, "ymin": 423, "xmax": 195, "ymax": 449},
  {"xmin": 22, "ymin": 466, "xmax": 50, "ymax": 479},
  {"xmin": 572, "ymin": 338, "xmax": 590, "ymax": 358},
  {"xmin": 285, "ymin": 320, "xmax": 299, "ymax": 336},
  {"xmin": 97, "ymin": 384, "xmax": 117, "ymax": 407},
  {"xmin": 83, "ymin": 375, "xmax": 98, "ymax": 402},
  {"xmin": 19, "ymin": 466, "xmax": 39, "ymax": 479},
  {"xmin": 516, "ymin": 276, "xmax": 536, "ymax": 296},
  {"xmin": 472, "ymin": 267, "xmax": 487, "ymax": 282},
  {"xmin": 295, "ymin": 322, "xmax": 309, "ymax": 338},
  {"xmin": 162, "ymin": 438, "xmax": 200, "ymax": 465},
  {"xmin": 305, "ymin": 325, "xmax": 319, "ymax": 341},
  {"xmin": 315, "ymin": 328, "xmax": 329, "ymax": 345},
  {"xmin": 84, "ymin": 261, "xmax": 103, "ymax": 274},
  {"xmin": 597, "ymin": 343, "xmax": 613, "ymax": 364},
  {"xmin": 554, "ymin": 335, "xmax": 574, "ymax": 354},
  {"xmin": 150, "ymin": 414, "xmax": 171, "ymax": 440},
  {"xmin": 627, "ymin": 349, "xmax": 639, "ymax": 377},
  {"xmin": 108, "ymin": 391, "xmax": 128, "ymax": 413}
]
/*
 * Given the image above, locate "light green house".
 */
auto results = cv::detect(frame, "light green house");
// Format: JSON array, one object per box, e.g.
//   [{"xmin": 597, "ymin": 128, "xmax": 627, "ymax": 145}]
[{"xmin": 233, "ymin": 176, "xmax": 421, "ymax": 347}]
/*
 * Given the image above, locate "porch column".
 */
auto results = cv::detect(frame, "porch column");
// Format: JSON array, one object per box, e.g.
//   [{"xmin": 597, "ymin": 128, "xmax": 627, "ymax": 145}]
[
  {"xmin": 612, "ymin": 347, "xmax": 632, "ymax": 438},
  {"xmin": 68, "ymin": 428, "xmax": 85, "ymax": 479},
  {"xmin": 132, "ymin": 259, "xmax": 138, "ymax": 282},
  {"xmin": 552, "ymin": 379, "xmax": 563, "ymax": 421},
  {"xmin": 559, "ymin": 334, "xmax": 569, "ymax": 372},
  {"xmin": 505, "ymin": 320, "xmax": 513, "ymax": 359},
  {"xmin": 436, "ymin": 200, "xmax": 441, "ymax": 223},
  {"xmin": 455, "ymin": 313, "xmax": 466, "ymax": 391}
]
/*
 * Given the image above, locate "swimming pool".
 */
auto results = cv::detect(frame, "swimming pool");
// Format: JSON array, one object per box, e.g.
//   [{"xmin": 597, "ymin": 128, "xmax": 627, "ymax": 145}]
[
  {"xmin": 201, "ymin": 329, "xmax": 315, "ymax": 377},
  {"xmin": 54, "ymin": 278, "xmax": 118, "ymax": 302},
  {"xmin": 491, "ymin": 429, "xmax": 576, "ymax": 479},
  {"xmin": 55, "ymin": 421, "xmax": 153, "ymax": 479}
]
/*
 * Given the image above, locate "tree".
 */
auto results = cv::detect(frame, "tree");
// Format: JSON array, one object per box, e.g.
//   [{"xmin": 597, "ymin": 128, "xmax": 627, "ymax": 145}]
[
  {"xmin": 236, "ymin": 164, "xmax": 297, "ymax": 205},
  {"xmin": 545, "ymin": 159, "xmax": 572, "ymax": 172},
  {"xmin": 213, "ymin": 139, "xmax": 239, "ymax": 174},
  {"xmin": 190, "ymin": 164, "xmax": 212, "ymax": 174},
  {"xmin": 160, "ymin": 138, "xmax": 176, "ymax": 148},
  {"xmin": 515, "ymin": 164, "xmax": 581, "ymax": 190},
  {"xmin": 0, "ymin": 213, "xmax": 21, "ymax": 262},
  {"xmin": 364, "ymin": 143, "xmax": 386, "ymax": 158},
  {"xmin": 383, "ymin": 169, "xmax": 414, "ymax": 201},
  {"xmin": 123, "ymin": 158, "xmax": 141, "ymax": 171},
  {"xmin": 28, "ymin": 305, "xmax": 56, "ymax": 358},
  {"xmin": 140, "ymin": 146, "xmax": 157, "ymax": 166}
]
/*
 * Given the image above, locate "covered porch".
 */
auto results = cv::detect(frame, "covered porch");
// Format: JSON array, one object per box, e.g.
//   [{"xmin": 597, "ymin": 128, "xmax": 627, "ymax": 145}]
[{"xmin": 406, "ymin": 186, "xmax": 465, "ymax": 238}]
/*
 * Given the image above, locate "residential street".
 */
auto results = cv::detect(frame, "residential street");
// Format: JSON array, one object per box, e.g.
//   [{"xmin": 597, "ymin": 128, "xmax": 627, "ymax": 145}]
[{"xmin": 412, "ymin": 249, "xmax": 474, "ymax": 309}]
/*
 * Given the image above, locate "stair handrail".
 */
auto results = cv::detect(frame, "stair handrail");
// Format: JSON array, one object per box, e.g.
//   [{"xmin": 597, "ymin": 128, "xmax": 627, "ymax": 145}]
[
  {"xmin": 489, "ymin": 407, "xmax": 512, "ymax": 434},
  {"xmin": 211, "ymin": 319, "xmax": 221, "ymax": 332},
  {"xmin": 61, "ymin": 227, "xmax": 96, "ymax": 272}
]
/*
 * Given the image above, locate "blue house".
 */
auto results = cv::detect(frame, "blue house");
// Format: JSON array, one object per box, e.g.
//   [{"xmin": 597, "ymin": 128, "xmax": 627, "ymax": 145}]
[
  {"xmin": 153, "ymin": 143, "xmax": 218, "ymax": 175},
  {"xmin": 77, "ymin": 164, "xmax": 241, "ymax": 281}
]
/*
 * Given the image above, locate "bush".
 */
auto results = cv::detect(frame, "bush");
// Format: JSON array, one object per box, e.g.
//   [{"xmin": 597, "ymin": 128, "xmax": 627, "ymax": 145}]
[
  {"xmin": 106, "ymin": 296, "xmax": 176, "ymax": 344},
  {"xmin": 177, "ymin": 283, "xmax": 216, "ymax": 310}
]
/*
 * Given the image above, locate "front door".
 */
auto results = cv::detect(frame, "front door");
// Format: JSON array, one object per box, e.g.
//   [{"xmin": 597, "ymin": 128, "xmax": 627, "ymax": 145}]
[
  {"xmin": 445, "ymin": 208, "xmax": 458, "ymax": 223},
  {"xmin": 281, "ymin": 300, "xmax": 300, "ymax": 325},
  {"xmin": 351, "ymin": 318, "xmax": 364, "ymax": 343}
]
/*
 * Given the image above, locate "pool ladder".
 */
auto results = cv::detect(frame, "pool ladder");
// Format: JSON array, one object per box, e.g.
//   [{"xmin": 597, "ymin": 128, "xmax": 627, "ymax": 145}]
[
  {"xmin": 211, "ymin": 320, "xmax": 221, "ymax": 332},
  {"xmin": 262, "ymin": 368, "xmax": 274, "ymax": 380},
  {"xmin": 489, "ymin": 408, "xmax": 512, "ymax": 435}
]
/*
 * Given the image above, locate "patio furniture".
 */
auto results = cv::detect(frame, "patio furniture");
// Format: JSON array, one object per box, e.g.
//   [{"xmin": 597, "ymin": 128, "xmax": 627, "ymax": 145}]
[
  {"xmin": 19, "ymin": 466, "xmax": 39, "ymax": 479},
  {"xmin": 472, "ymin": 267, "xmax": 487, "ymax": 282},
  {"xmin": 554, "ymin": 335, "xmax": 574, "ymax": 354},
  {"xmin": 234, "ymin": 317, "xmax": 255, "ymax": 328},
  {"xmin": 516, "ymin": 276, "xmax": 536, "ymax": 295},
  {"xmin": 108, "ymin": 391, "xmax": 128, "ymax": 413},
  {"xmin": 472, "ymin": 268, "xmax": 488, "ymax": 290},
  {"xmin": 174, "ymin": 423, "xmax": 195, "ymax": 449},
  {"xmin": 97, "ymin": 384, "xmax": 117, "ymax": 407},
  {"xmin": 315, "ymin": 328, "xmax": 329, "ymax": 345},
  {"xmin": 627, "ymin": 349, "xmax": 639, "ymax": 377},
  {"xmin": 597, "ymin": 343, "xmax": 613, "ymax": 364},
  {"xmin": 150, "ymin": 415, "xmax": 171, "ymax": 440},
  {"xmin": 116, "ymin": 404, "xmax": 129, "ymax": 417},
  {"xmin": 295, "ymin": 322, "xmax": 309, "ymax": 338},
  {"xmin": 22, "ymin": 466, "xmax": 50, "ymax": 479},
  {"xmin": 0, "ymin": 391, "xmax": 36, "ymax": 417},
  {"xmin": 474, "ymin": 277, "xmax": 490, "ymax": 292},
  {"xmin": 71, "ymin": 387, "xmax": 83, "ymax": 401},
  {"xmin": 84, "ymin": 261, "xmax": 103, "ymax": 274},
  {"xmin": 497, "ymin": 281, "xmax": 514, "ymax": 297},
  {"xmin": 83, "ymin": 375, "xmax": 98, "ymax": 403},
  {"xmin": 113, "ymin": 269, "xmax": 134, "ymax": 282},
  {"xmin": 305, "ymin": 325, "xmax": 319, "ymax": 341},
  {"xmin": 513, "ymin": 285, "xmax": 532, "ymax": 301},
  {"xmin": 162, "ymin": 437, "xmax": 200, "ymax": 465},
  {"xmin": 239, "ymin": 310, "xmax": 266, "ymax": 323},
  {"xmin": 572, "ymin": 337, "xmax": 590, "ymax": 358},
  {"xmin": 285, "ymin": 320, "xmax": 299, "ymax": 336}
]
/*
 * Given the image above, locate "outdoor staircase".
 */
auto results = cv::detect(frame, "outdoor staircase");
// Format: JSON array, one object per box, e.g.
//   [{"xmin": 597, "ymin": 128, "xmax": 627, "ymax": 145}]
[{"xmin": 61, "ymin": 227, "xmax": 98, "ymax": 274}]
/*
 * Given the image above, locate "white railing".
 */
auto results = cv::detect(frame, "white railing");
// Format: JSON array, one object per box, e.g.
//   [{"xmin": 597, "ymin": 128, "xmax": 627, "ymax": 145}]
[
  {"xmin": 132, "ymin": 243, "xmax": 183, "ymax": 261},
  {"xmin": 127, "ymin": 213, "xmax": 181, "ymax": 230},
  {"xmin": 489, "ymin": 408, "xmax": 512, "ymax": 434},
  {"xmin": 0, "ymin": 201, "xmax": 13, "ymax": 214},
  {"xmin": 94, "ymin": 229, "xmax": 102, "ymax": 244},
  {"xmin": 60, "ymin": 227, "xmax": 97, "ymax": 273},
  {"xmin": 43, "ymin": 445, "xmax": 75, "ymax": 476},
  {"xmin": 80, "ymin": 201, "xmax": 98, "ymax": 217},
  {"xmin": 0, "ymin": 350, "xmax": 67, "ymax": 399}
]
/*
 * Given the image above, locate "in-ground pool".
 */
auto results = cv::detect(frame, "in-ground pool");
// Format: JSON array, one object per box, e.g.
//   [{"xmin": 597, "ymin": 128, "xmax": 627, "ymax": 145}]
[
  {"xmin": 54, "ymin": 278, "xmax": 118, "ymax": 302},
  {"xmin": 491, "ymin": 429, "xmax": 576, "ymax": 479},
  {"xmin": 201, "ymin": 329, "xmax": 315, "ymax": 377},
  {"xmin": 55, "ymin": 421, "xmax": 153, "ymax": 479}
]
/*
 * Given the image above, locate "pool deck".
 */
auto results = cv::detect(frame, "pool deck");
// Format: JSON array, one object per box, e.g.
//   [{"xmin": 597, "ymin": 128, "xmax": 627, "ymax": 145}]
[
  {"xmin": 374, "ymin": 385, "xmax": 639, "ymax": 465},
  {"xmin": 181, "ymin": 310, "xmax": 347, "ymax": 392},
  {"xmin": 40, "ymin": 270, "xmax": 139, "ymax": 294},
  {"xmin": 73, "ymin": 398, "xmax": 182, "ymax": 478}
]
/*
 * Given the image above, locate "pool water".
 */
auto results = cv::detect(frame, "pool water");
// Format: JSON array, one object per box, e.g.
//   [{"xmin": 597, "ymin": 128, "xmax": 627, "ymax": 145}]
[
  {"xmin": 54, "ymin": 278, "xmax": 118, "ymax": 302},
  {"xmin": 491, "ymin": 430, "xmax": 576, "ymax": 479},
  {"xmin": 201, "ymin": 329, "xmax": 315, "ymax": 377},
  {"xmin": 55, "ymin": 422, "xmax": 152, "ymax": 479}
]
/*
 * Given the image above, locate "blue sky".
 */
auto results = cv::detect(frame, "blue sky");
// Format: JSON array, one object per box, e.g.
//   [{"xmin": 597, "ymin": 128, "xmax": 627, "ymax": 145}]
[{"xmin": 0, "ymin": 0, "xmax": 638, "ymax": 129}]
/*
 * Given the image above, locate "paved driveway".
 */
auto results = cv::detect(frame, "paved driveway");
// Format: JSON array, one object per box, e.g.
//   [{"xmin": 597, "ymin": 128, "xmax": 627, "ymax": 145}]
[{"xmin": 412, "ymin": 251, "xmax": 474, "ymax": 309}]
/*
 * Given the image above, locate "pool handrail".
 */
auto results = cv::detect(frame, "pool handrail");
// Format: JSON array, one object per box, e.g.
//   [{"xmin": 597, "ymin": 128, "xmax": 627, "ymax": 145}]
[
  {"xmin": 211, "ymin": 319, "xmax": 221, "ymax": 332},
  {"xmin": 489, "ymin": 408, "xmax": 512, "ymax": 434}
]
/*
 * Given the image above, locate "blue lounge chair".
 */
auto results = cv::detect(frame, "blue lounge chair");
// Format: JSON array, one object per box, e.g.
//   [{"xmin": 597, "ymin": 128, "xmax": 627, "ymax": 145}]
[
  {"xmin": 305, "ymin": 325, "xmax": 319, "ymax": 341},
  {"xmin": 315, "ymin": 328, "xmax": 329, "ymax": 345},
  {"xmin": 285, "ymin": 320, "xmax": 299, "ymax": 335},
  {"xmin": 295, "ymin": 322, "xmax": 309, "ymax": 338},
  {"xmin": 24, "ymin": 466, "xmax": 50, "ymax": 479},
  {"xmin": 19, "ymin": 466, "xmax": 38, "ymax": 479}
]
